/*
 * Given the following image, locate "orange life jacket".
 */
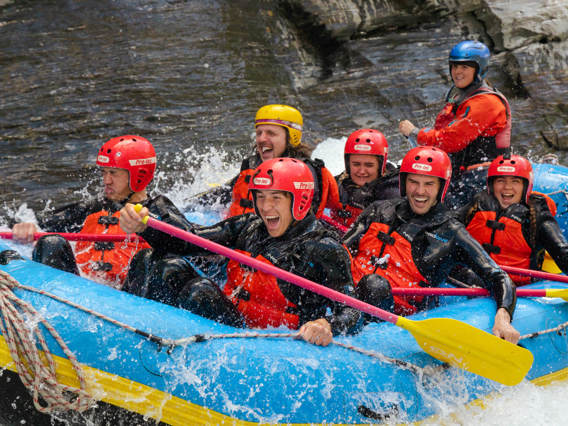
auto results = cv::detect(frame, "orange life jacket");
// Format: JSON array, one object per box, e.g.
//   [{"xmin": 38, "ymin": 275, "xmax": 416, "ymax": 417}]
[
  {"xmin": 74, "ymin": 210, "xmax": 150, "ymax": 287},
  {"xmin": 224, "ymin": 250, "xmax": 299, "ymax": 329},
  {"xmin": 316, "ymin": 166, "xmax": 340, "ymax": 218},
  {"xmin": 228, "ymin": 169, "xmax": 256, "ymax": 217},
  {"xmin": 351, "ymin": 222, "xmax": 428, "ymax": 315},
  {"xmin": 466, "ymin": 211, "xmax": 532, "ymax": 285}
]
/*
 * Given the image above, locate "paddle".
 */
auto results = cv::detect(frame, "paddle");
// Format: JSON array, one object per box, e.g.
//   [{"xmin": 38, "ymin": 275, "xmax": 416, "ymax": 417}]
[
  {"xmin": 134, "ymin": 205, "xmax": 533, "ymax": 386},
  {"xmin": 390, "ymin": 287, "xmax": 568, "ymax": 301},
  {"xmin": 500, "ymin": 265, "xmax": 568, "ymax": 284},
  {"xmin": 0, "ymin": 232, "xmax": 142, "ymax": 243}
]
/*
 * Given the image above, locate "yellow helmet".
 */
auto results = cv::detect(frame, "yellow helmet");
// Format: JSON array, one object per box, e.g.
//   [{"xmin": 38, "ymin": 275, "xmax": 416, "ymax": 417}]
[{"xmin": 254, "ymin": 104, "xmax": 303, "ymax": 147}]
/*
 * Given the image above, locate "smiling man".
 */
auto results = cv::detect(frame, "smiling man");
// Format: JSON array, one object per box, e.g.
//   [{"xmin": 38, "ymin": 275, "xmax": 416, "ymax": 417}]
[
  {"xmin": 120, "ymin": 157, "xmax": 359, "ymax": 346},
  {"xmin": 10, "ymin": 135, "xmax": 189, "ymax": 288},
  {"xmin": 227, "ymin": 104, "xmax": 339, "ymax": 218},
  {"xmin": 343, "ymin": 146, "xmax": 521, "ymax": 344}
]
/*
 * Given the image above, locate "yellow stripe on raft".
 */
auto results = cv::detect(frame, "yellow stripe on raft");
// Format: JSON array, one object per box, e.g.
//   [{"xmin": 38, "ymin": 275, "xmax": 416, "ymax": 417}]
[
  {"xmin": 1, "ymin": 333, "xmax": 567, "ymax": 426},
  {"xmin": 0, "ymin": 335, "xmax": 255, "ymax": 426}
]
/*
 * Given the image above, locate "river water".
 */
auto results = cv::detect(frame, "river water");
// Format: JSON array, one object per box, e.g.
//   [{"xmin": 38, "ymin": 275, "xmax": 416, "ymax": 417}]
[{"xmin": 1, "ymin": 0, "xmax": 567, "ymax": 423}]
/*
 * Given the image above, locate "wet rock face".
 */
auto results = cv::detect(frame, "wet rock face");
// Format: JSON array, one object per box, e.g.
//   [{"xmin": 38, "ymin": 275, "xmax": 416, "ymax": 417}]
[{"xmin": 275, "ymin": 0, "xmax": 568, "ymax": 151}]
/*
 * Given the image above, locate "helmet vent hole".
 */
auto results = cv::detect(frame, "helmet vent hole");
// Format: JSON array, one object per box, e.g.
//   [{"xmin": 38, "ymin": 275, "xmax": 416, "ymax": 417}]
[
  {"xmin": 414, "ymin": 156, "xmax": 420, "ymax": 160},
  {"xmin": 427, "ymin": 157, "xmax": 433, "ymax": 162}
]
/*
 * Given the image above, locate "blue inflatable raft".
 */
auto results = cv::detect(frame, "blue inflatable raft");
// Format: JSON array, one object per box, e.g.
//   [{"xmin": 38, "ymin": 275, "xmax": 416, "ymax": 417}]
[{"xmin": 0, "ymin": 163, "xmax": 566, "ymax": 425}]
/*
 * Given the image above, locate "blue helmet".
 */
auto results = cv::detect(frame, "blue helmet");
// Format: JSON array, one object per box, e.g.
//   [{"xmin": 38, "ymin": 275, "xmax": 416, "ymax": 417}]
[{"xmin": 449, "ymin": 40, "xmax": 490, "ymax": 81}]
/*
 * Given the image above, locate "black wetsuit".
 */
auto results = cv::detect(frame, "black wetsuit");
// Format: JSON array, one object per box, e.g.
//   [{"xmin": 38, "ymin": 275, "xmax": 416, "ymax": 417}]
[
  {"xmin": 343, "ymin": 198, "xmax": 517, "ymax": 317},
  {"xmin": 127, "ymin": 212, "xmax": 360, "ymax": 334}
]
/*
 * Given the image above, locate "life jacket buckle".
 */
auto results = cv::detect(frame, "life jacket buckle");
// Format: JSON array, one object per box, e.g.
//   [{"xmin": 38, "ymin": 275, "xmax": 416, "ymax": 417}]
[
  {"xmin": 94, "ymin": 241, "xmax": 115, "ymax": 251},
  {"xmin": 486, "ymin": 219, "xmax": 505, "ymax": 231},
  {"xmin": 377, "ymin": 231, "xmax": 395, "ymax": 245},
  {"xmin": 93, "ymin": 261, "xmax": 113, "ymax": 272},
  {"xmin": 98, "ymin": 216, "xmax": 119, "ymax": 225}
]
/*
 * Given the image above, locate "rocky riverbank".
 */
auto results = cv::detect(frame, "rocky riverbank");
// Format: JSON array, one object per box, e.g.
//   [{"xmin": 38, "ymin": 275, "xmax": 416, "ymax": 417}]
[{"xmin": 268, "ymin": 0, "xmax": 568, "ymax": 150}]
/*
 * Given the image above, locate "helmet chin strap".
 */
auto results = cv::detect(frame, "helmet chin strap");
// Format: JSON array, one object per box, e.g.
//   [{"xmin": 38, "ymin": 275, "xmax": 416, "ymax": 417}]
[{"xmin": 117, "ymin": 191, "xmax": 136, "ymax": 206}]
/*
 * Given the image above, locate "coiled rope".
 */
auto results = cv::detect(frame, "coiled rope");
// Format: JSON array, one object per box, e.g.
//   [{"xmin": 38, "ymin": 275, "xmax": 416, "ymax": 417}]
[{"xmin": 0, "ymin": 270, "xmax": 95, "ymax": 414}]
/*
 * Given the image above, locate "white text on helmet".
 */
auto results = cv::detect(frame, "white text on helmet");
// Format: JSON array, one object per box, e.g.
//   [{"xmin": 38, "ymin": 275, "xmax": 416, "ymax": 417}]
[
  {"xmin": 293, "ymin": 182, "xmax": 315, "ymax": 189},
  {"xmin": 496, "ymin": 165, "xmax": 516, "ymax": 173},
  {"xmin": 97, "ymin": 155, "xmax": 110, "ymax": 163},
  {"xmin": 354, "ymin": 144, "xmax": 372, "ymax": 151},
  {"xmin": 129, "ymin": 157, "xmax": 157, "ymax": 166},
  {"xmin": 253, "ymin": 177, "xmax": 272, "ymax": 186},
  {"xmin": 412, "ymin": 163, "xmax": 433, "ymax": 172}
]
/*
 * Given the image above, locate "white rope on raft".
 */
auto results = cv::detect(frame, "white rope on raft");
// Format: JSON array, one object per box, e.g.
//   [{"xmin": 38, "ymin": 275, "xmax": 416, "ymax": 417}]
[
  {"xmin": 0, "ymin": 270, "xmax": 95, "ymax": 414},
  {"xmin": 3, "ymin": 268, "xmax": 567, "ymax": 391}
]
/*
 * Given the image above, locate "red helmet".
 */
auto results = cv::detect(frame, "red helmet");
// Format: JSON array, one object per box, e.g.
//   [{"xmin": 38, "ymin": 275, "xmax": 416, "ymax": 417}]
[
  {"xmin": 249, "ymin": 158, "xmax": 314, "ymax": 221},
  {"xmin": 400, "ymin": 146, "xmax": 452, "ymax": 201},
  {"xmin": 344, "ymin": 129, "xmax": 389, "ymax": 176},
  {"xmin": 487, "ymin": 155, "xmax": 533, "ymax": 203},
  {"xmin": 96, "ymin": 135, "xmax": 156, "ymax": 192}
]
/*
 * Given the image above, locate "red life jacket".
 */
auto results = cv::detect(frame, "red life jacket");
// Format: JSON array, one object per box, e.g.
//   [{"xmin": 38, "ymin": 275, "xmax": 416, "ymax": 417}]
[
  {"xmin": 74, "ymin": 210, "xmax": 150, "ymax": 287},
  {"xmin": 224, "ymin": 250, "xmax": 299, "ymax": 329},
  {"xmin": 466, "ymin": 211, "xmax": 532, "ymax": 285},
  {"xmin": 434, "ymin": 85, "xmax": 512, "ymax": 174},
  {"xmin": 351, "ymin": 223, "xmax": 428, "ymax": 315},
  {"xmin": 228, "ymin": 169, "xmax": 256, "ymax": 217}
]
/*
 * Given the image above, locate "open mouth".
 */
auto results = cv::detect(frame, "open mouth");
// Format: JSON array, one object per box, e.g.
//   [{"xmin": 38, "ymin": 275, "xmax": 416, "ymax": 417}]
[
  {"xmin": 265, "ymin": 215, "xmax": 280, "ymax": 227},
  {"xmin": 412, "ymin": 196, "xmax": 428, "ymax": 206},
  {"xmin": 500, "ymin": 193, "xmax": 516, "ymax": 203}
]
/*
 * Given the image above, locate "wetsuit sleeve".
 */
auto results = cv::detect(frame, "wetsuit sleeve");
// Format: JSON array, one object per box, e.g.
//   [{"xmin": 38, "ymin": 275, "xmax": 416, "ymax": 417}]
[
  {"xmin": 534, "ymin": 198, "xmax": 568, "ymax": 272},
  {"xmin": 342, "ymin": 203, "xmax": 378, "ymax": 255},
  {"xmin": 292, "ymin": 238, "xmax": 360, "ymax": 335},
  {"xmin": 137, "ymin": 195, "xmax": 195, "ymax": 253},
  {"xmin": 139, "ymin": 208, "xmax": 253, "ymax": 256},
  {"xmin": 36, "ymin": 200, "xmax": 99, "ymax": 233},
  {"xmin": 453, "ymin": 223, "xmax": 517, "ymax": 317},
  {"xmin": 417, "ymin": 94, "xmax": 507, "ymax": 153}
]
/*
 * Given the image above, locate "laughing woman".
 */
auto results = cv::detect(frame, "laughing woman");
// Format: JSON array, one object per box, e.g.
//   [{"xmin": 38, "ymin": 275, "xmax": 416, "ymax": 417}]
[{"xmin": 458, "ymin": 154, "xmax": 568, "ymax": 285}]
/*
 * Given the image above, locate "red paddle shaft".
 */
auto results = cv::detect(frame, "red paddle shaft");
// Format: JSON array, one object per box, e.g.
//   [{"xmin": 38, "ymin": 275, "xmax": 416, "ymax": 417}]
[{"xmin": 0, "ymin": 232, "xmax": 142, "ymax": 242}]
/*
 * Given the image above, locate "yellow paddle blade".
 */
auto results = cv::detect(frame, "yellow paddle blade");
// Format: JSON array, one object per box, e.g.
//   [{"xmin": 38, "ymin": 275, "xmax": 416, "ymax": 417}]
[
  {"xmin": 545, "ymin": 289, "xmax": 568, "ymax": 302},
  {"xmin": 542, "ymin": 251, "xmax": 561, "ymax": 273},
  {"xmin": 396, "ymin": 317, "xmax": 534, "ymax": 386}
]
